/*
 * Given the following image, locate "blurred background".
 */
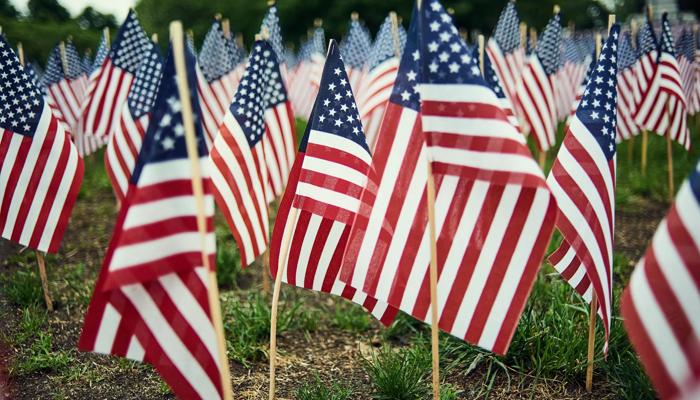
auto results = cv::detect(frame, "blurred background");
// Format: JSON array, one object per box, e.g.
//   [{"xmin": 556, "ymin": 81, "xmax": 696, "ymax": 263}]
[{"xmin": 1, "ymin": 0, "xmax": 699, "ymax": 64}]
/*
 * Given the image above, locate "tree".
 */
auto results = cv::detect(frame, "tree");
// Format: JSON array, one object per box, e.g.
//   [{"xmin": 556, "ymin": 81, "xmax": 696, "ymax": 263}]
[
  {"xmin": 76, "ymin": 7, "xmax": 118, "ymax": 30},
  {"xmin": 0, "ymin": 0, "xmax": 18, "ymax": 18},
  {"xmin": 28, "ymin": 0, "xmax": 70, "ymax": 22}
]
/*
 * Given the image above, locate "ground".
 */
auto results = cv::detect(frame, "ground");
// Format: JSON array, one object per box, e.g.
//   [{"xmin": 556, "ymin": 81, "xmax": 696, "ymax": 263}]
[{"xmin": 0, "ymin": 120, "xmax": 698, "ymax": 399}]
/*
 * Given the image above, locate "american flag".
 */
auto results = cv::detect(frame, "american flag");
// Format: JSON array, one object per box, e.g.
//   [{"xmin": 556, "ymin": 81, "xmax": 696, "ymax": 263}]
[
  {"xmin": 81, "ymin": 52, "xmax": 92, "ymax": 75},
  {"xmin": 104, "ymin": 43, "xmax": 162, "ymax": 202},
  {"xmin": 621, "ymin": 159, "xmax": 700, "ymax": 400},
  {"xmin": 633, "ymin": 16, "xmax": 659, "ymax": 123},
  {"xmin": 479, "ymin": 46, "xmax": 521, "ymax": 131},
  {"xmin": 258, "ymin": 5, "xmax": 297, "ymax": 199},
  {"xmin": 77, "ymin": 10, "xmax": 151, "ymax": 145},
  {"xmin": 74, "ymin": 32, "xmax": 108, "ymax": 157},
  {"xmin": 340, "ymin": 1, "xmax": 556, "ymax": 354},
  {"xmin": 340, "ymin": 16, "xmax": 372, "ymax": 94},
  {"xmin": 269, "ymin": 40, "xmax": 398, "ymax": 324},
  {"xmin": 356, "ymin": 14, "xmax": 406, "ymax": 150},
  {"xmin": 677, "ymin": 30, "xmax": 696, "ymax": 118},
  {"xmin": 515, "ymin": 12, "xmax": 562, "ymax": 151},
  {"xmin": 79, "ymin": 42, "xmax": 227, "ymax": 399},
  {"xmin": 617, "ymin": 31, "xmax": 641, "ymax": 141},
  {"xmin": 92, "ymin": 31, "xmax": 109, "ymax": 74},
  {"xmin": 486, "ymin": 1, "xmax": 524, "ymax": 106},
  {"xmin": 567, "ymin": 44, "xmax": 594, "ymax": 121},
  {"xmin": 209, "ymin": 41, "xmax": 275, "ymax": 267},
  {"xmin": 556, "ymin": 37, "xmax": 587, "ymax": 122},
  {"xmin": 42, "ymin": 44, "xmax": 84, "ymax": 132},
  {"xmin": 547, "ymin": 24, "xmax": 620, "ymax": 353},
  {"xmin": 635, "ymin": 13, "xmax": 690, "ymax": 151},
  {"xmin": 197, "ymin": 20, "xmax": 237, "ymax": 148},
  {"xmin": 0, "ymin": 35, "xmax": 84, "ymax": 253},
  {"xmin": 692, "ymin": 30, "xmax": 700, "ymax": 115},
  {"xmin": 289, "ymin": 27, "xmax": 325, "ymax": 119}
]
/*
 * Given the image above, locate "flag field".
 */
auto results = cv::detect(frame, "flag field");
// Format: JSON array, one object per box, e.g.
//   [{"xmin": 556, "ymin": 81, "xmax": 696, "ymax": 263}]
[{"xmin": 0, "ymin": 118, "xmax": 697, "ymax": 399}]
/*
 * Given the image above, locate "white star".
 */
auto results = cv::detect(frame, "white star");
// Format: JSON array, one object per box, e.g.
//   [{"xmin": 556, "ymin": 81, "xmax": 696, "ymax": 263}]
[
  {"xmin": 174, "ymin": 124, "xmax": 185, "ymax": 137},
  {"xmin": 160, "ymin": 114, "xmax": 172, "ymax": 127},
  {"xmin": 428, "ymin": 41, "xmax": 439, "ymax": 52},
  {"xmin": 429, "ymin": 62, "xmax": 438, "ymax": 73},
  {"xmin": 406, "ymin": 70, "xmax": 417, "ymax": 81},
  {"xmin": 439, "ymin": 31, "xmax": 451, "ymax": 42},
  {"xmin": 334, "ymin": 119, "xmax": 342, "ymax": 127},
  {"xmin": 430, "ymin": 1, "xmax": 440, "ymax": 10},
  {"xmin": 319, "ymin": 115, "xmax": 326, "ymax": 123},
  {"xmin": 162, "ymin": 137, "xmax": 175, "ymax": 150},
  {"xmin": 328, "ymin": 83, "xmax": 336, "ymax": 91},
  {"xmin": 401, "ymin": 90, "xmax": 411, "ymax": 101},
  {"xmin": 448, "ymin": 62, "xmax": 459, "ymax": 73},
  {"xmin": 591, "ymin": 111, "xmax": 599, "ymax": 120},
  {"xmin": 412, "ymin": 50, "xmax": 420, "ymax": 61},
  {"xmin": 430, "ymin": 21, "xmax": 440, "ymax": 32},
  {"xmin": 439, "ymin": 52, "xmax": 450, "ymax": 62}
]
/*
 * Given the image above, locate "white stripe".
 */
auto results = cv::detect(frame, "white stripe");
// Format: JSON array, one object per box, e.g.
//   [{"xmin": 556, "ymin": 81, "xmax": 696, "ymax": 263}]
[
  {"xmin": 123, "ymin": 195, "xmax": 215, "ymax": 229},
  {"xmin": 110, "ymin": 232, "xmax": 216, "ymax": 270},
  {"xmin": 93, "ymin": 302, "xmax": 121, "ymax": 354},
  {"xmin": 295, "ymin": 182, "xmax": 361, "ymax": 213},
  {"xmin": 418, "ymin": 83, "xmax": 501, "ymax": 108},
  {"xmin": 301, "ymin": 155, "xmax": 369, "ymax": 187},
  {"xmin": 294, "ymin": 215, "xmax": 322, "ymax": 286},
  {"xmin": 312, "ymin": 221, "xmax": 345, "ymax": 291},
  {"xmin": 137, "ymin": 158, "xmax": 209, "ymax": 187},
  {"xmin": 125, "ymin": 336, "xmax": 145, "ymax": 362},
  {"xmin": 429, "ymin": 146, "xmax": 544, "ymax": 177},
  {"xmin": 422, "ymin": 115, "xmax": 524, "ymax": 143}
]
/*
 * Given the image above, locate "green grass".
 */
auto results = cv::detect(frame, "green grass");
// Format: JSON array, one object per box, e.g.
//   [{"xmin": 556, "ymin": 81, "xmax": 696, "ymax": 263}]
[
  {"xmin": 332, "ymin": 301, "xmax": 372, "ymax": 333},
  {"xmin": 295, "ymin": 374, "xmax": 354, "ymax": 400},
  {"xmin": 215, "ymin": 227, "xmax": 243, "ymax": 289},
  {"xmin": 13, "ymin": 332, "xmax": 72, "ymax": 375},
  {"xmin": 2, "ymin": 268, "xmax": 43, "ymax": 307},
  {"xmin": 363, "ymin": 345, "xmax": 432, "ymax": 400}
]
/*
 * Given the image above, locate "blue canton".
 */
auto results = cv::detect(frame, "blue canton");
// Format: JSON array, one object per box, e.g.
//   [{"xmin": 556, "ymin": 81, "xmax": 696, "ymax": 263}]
[
  {"xmin": 261, "ymin": 48, "xmax": 287, "ymax": 107},
  {"xmin": 81, "ymin": 53, "xmax": 92, "ymax": 75},
  {"xmin": 132, "ymin": 42, "xmax": 206, "ymax": 183},
  {"xmin": 536, "ymin": 13, "xmax": 562, "ymax": 76},
  {"xmin": 230, "ymin": 41, "xmax": 276, "ymax": 147},
  {"xmin": 64, "ymin": 41, "xmax": 83, "ymax": 79},
  {"xmin": 618, "ymin": 31, "xmax": 638, "ymax": 71},
  {"xmin": 492, "ymin": 1, "xmax": 520, "ymax": 54},
  {"xmin": 109, "ymin": 10, "xmax": 151, "ymax": 74},
  {"xmin": 40, "ymin": 46, "xmax": 64, "ymax": 86},
  {"xmin": 24, "ymin": 62, "xmax": 43, "ymax": 94},
  {"xmin": 199, "ymin": 21, "xmax": 234, "ymax": 82},
  {"xmin": 127, "ymin": 43, "xmax": 162, "ymax": 118},
  {"xmin": 340, "ymin": 18, "xmax": 372, "ymax": 69},
  {"xmin": 576, "ymin": 24, "xmax": 620, "ymax": 160},
  {"xmin": 367, "ymin": 14, "xmax": 406, "ymax": 70},
  {"xmin": 659, "ymin": 14, "xmax": 676, "ymax": 57},
  {"xmin": 302, "ymin": 40, "xmax": 367, "ymax": 154},
  {"xmin": 0, "ymin": 36, "xmax": 45, "ymax": 136},
  {"xmin": 677, "ymin": 29, "xmax": 695, "ymax": 62},
  {"xmin": 637, "ymin": 19, "xmax": 658, "ymax": 56},
  {"xmin": 311, "ymin": 27, "xmax": 326, "ymax": 55},
  {"xmin": 261, "ymin": 5, "xmax": 285, "ymax": 64},
  {"xmin": 388, "ymin": 5, "xmax": 420, "ymax": 111},
  {"xmin": 284, "ymin": 47, "xmax": 297, "ymax": 69},
  {"xmin": 419, "ymin": 0, "xmax": 486, "ymax": 87}
]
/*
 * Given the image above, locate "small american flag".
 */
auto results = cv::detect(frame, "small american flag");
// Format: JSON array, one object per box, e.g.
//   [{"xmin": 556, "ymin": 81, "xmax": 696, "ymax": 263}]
[
  {"xmin": 480, "ymin": 46, "xmax": 521, "ymax": 131},
  {"xmin": 81, "ymin": 52, "xmax": 92, "ymax": 75},
  {"xmin": 635, "ymin": 13, "xmax": 690, "ymax": 150},
  {"xmin": 42, "ymin": 44, "xmax": 84, "ymax": 132},
  {"xmin": 356, "ymin": 14, "xmax": 406, "ymax": 149},
  {"xmin": 621, "ymin": 159, "xmax": 700, "ymax": 400},
  {"xmin": 77, "ymin": 10, "xmax": 151, "ymax": 144},
  {"xmin": 677, "ymin": 30, "xmax": 696, "ymax": 118},
  {"xmin": 270, "ymin": 40, "xmax": 398, "ymax": 324},
  {"xmin": 486, "ymin": 0, "xmax": 524, "ymax": 105},
  {"xmin": 259, "ymin": 5, "xmax": 297, "ymax": 199},
  {"xmin": 515, "ymin": 12, "xmax": 562, "ymax": 151},
  {"xmin": 79, "ymin": 42, "xmax": 227, "ymax": 399},
  {"xmin": 197, "ymin": 20, "xmax": 238, "ymax": 148},
  {"xmin": 341, "ymin": 0, "xmax": 556, "ymax": 354},
  {"xmin": 104, "ymin": 43, "xmax": 162, "ymax": 202},
  {"xmin": 340, "ymin": 16, "xmax": 372, "ymax": 94},
  {"xmin": 633, "ymin": 16, "xmax": 658, "ymax": 117},
  {"xmin": 0, "ymin": 35, "xmax": 84, "ymax": 253},
  {"xmin": 209, "ymin": 41, "xmax": 275, "ymax": 267},
  {"xmin": 547, "ymin": 24, "xmax": 620, "ymax": 353},
  {"xmin": 288, "ymin": 36, "xmax": 321, "ymax": 119},
  {"xmin": 556, "ymin": 37, "xmax": 587, "ymax": 122},
  {"xmin": 75, "ymin": 32, "xmax": 108, "ymax": 157},
  {"xmin": 616, "ymin": 30, "xmax": 642, "ymax": 141}
]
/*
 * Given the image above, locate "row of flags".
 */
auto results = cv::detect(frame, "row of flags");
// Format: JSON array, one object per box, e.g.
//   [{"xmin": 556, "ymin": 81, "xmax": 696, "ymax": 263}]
[{"xmin": 0, "ymin": 0, "xmax": 698, "ymax": 398}]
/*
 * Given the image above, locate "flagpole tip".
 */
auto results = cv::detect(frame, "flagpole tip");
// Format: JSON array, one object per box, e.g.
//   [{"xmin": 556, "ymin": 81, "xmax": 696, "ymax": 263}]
[
  {"xmin": 169, "ymin": 20, "xmax": 184, "ymax": 44},
  {"xmin": 214, "ymin": 13, "xmax": 222, "ymax": 21},
  {"xmin": 267, "ymin": 0, "xmax": 275, "ymax": 6},
  {"xmin": 351, "ymin": 12, "xmax": 359, "ymax": 21},
  {"xmin": 553, "ymin": 4, "xmax": 560, "ymax": 14},
  {"xmin": 446, "ymin": 7, "xmax": 455, "ymax": 15},
  {"xmin": 314, "ymin": 18, "xmax": 323, "ymax": 28}
]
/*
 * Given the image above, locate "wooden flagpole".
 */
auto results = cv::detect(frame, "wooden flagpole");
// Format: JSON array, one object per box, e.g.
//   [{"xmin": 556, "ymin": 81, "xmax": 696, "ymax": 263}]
[
  {"xmin": 665, "ymin": 110, "xmax": 674, "ymax": 202},
  {"xmin": 170, "ymin": 20, "xmax": 234, "ymax": 400},
  {"xmin": 151, "ymin": 33, "xmax": 158, "ymax": 44},
  {"xmin": 586, "ymin": 15, "xmax": 614, "ymax": 392},
  {"xmin": 268, "ymin": 206, "xmax": 297, "ymax": 400},
  {"xmin": 426, "ymin": 163, "xmax": 440, "ymax": 400},
  {"xmin": 59, "ymin": 41, "xmax": 68, "ymax": 75},
  {"xmin": 17, "ymin": 42, "xmax": 54, "ymax": 312},
  {"xmin": 103, "ymin": 27, "xmax": 110, "ymax": 49}
]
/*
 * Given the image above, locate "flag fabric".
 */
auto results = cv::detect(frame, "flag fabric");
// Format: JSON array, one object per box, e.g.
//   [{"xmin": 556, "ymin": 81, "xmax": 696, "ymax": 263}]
[
  {"xmin": 515, "ymin": 13, "xmax": 562, "ymax": 151},
  {"xmin": 340, "ymin": 16, "xmax": 373, "ymax": 94},
  {"xmin": 74, "ymin": 31, "xmax": 109, "ymax": 157},
  {"xmin": 691, "ymin": 31, "xmax": 700, "ymax": 115},
  {"xmin": 77, "ymin": 10, "xmax": 151, "ymax": 145},
  {"xmin": 0, "ymin": 35, "xmax": 84, "ymax": 253},
  {"xmin": 678, "ymin": 30, "xmax": 696, "ymax": 118},
  {"xmin": 81, "ymin": 52, "xmax": 93, "ymax": 75},
  {"xmin": 621, "ymin": 159, "xmax": 700, "ymax": 400},
  {"xmin": 340, "ymin": 1, "xmax": 556, "ymax": 355},
  {"xmin": 567, "ymin": 45, "xmax": 594, "ymax": 121},
  {"xmin": 42, "ymin": 45, "xmax": 84, "ymax": 132},
  {"xmin": 556, "ymin": 37, "xmax": 587, "ymax": 121},
  {"xmin": 480, "ymin": 46, "xmax": 521, "ymax": 131},
  {"xmin": 635, "ymin": 13, "xmax": 690, "ymax": 150},
  {"xmin": 634, "ymin": 16, "xmax": 658, "ymax": 108},
  {"xmin": 92, "ymin": 31, "xmax": 109, "ymax": 74},
  {"xmin": 357, "ymin": 14, "xmax": 406, "ymax": 150},
  {"xmin": 209, "ymin": 41, "xmax": 275, "ymax": 267},
  {"xmin": 197, "ymin": 20, "xmax": 238, "ymax": 148},
  {"xmin": 269, "ymin": 40, "xmax": 398, "ymax": 325},
  {"xmin": 79, "ymin": 42, "xmax": 226, "ymax": 400},
  {"xmin": 259, "ymin": 4, "xmax": 297, "ymax": 199},
  {"xmin": 616, "ymin": 31, "xmax": 641, "ymax": 141},
  {"xmin": 547, "ymin": 24, "xmax": 620, "ymax": 352},
  {"xmin": 288, "ymin": 27, "xmax": 325, "ymax": 119},
  {"xmin": 104, "ymin": 43, "xmax": 163, "ymax": 202},
  {"xmin": 486, "ymin": 1, "xmax": 524, "ymax": 106}
]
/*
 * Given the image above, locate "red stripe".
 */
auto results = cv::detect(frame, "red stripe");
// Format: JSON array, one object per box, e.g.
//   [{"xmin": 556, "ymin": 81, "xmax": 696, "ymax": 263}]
[{"xmin": 0, "ymin": 137, "xmax": 32, "ymax": 231}]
